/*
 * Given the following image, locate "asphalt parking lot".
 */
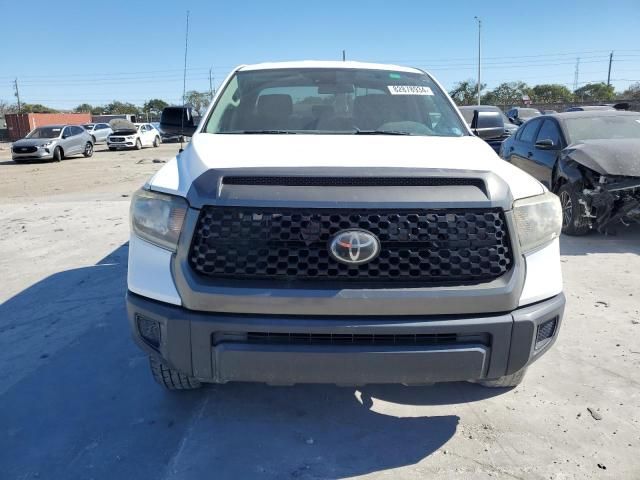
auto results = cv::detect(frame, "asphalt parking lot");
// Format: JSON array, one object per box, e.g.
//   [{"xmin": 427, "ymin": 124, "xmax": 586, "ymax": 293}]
[{"xmin": 0, "ymin": 142, "xmax": 639, "ymax": 480}]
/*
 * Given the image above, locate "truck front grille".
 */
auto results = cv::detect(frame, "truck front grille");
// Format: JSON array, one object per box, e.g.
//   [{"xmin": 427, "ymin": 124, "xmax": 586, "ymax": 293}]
[
  {"xmin": 189, "ymin": 207, "xmax": 513, "ymax": 287},
  {"xmin": 216, "ymin": 331, "xmax": 490, "ymax": 347}
]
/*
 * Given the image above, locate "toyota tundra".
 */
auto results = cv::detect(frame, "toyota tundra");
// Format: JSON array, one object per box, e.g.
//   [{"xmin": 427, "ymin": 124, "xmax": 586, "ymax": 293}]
[{"xmin": 127, "ymin": 61, "xmax": 565, "ymax": 390}]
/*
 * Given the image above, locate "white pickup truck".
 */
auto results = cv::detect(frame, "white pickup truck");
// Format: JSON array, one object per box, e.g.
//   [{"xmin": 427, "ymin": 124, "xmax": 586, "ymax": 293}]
[{"xmin": 126, "ymin": 61, "xmax": 564, "ymax": 390}]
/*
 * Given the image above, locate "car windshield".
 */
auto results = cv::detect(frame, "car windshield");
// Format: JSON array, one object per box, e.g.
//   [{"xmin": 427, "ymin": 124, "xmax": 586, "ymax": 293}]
[
  {"xmin": 204, "ymin": 68, "xmax": 466, "ymax": 136},
  {"xmin": 26, "ymin": 127, "xmax": 62, "ymax": 139},
  {"xmin": 564, "ymin": 114, "xmax": 640, "ymax": 142}
]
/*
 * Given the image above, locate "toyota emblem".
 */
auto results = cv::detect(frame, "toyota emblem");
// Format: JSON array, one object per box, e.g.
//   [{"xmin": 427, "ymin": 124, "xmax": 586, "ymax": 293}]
[{"xmin": 329, "ymin": 229, "xmax": 380, "ymax": 265}]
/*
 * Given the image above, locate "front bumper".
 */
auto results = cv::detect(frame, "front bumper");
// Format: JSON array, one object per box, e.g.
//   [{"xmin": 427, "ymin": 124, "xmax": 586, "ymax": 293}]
[
  {"xmin": 108, "ymin": 142, "xmax": 135, "ymax": 149},
  {"xmin": 127, "ymin": 291, "xmax": 565, "ymax": 385},
  {"xmin": 12, "ymin": 148, "xmax": 53, "ymax": 160}
]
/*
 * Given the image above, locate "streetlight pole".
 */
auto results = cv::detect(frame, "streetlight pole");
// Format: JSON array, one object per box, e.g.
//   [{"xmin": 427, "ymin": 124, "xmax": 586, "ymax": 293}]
[{"xmin": 474, "ymin": 16, "xmax": 481, "ymax": 105}]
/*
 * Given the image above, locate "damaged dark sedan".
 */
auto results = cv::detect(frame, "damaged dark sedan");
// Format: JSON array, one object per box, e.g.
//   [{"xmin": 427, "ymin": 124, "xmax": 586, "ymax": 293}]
[{"xmin": 500, "ymin": 110, "xmax": 640, "ymax": 235}]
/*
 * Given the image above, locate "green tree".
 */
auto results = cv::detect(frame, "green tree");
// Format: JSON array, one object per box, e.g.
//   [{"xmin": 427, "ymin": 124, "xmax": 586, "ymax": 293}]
[
  {"xmin": 621, "ymin": 82, "xmax": 640, "ymax": 100},
  {"xmin": 103, "ymin": 100, "xmax": 141, "ymax": 115},
  {"xmin": 143, "ymin": 98, "xmax": 169, "ymax": 116},
  {"xmin": 184, "ymin": 90, "xmax": 212, "ymax": 115},
  {"xmin": 530, "ymin": 84, "xmax": 574, "ymax": 103},
  {"xmin": 449, "ymin": 79, "xmax": 484, "ymax": 105},
  {"xmin": 21, "ymin": 103, "xmax": 58, "ymax": 113},
  {"xmin": 573, "ymin": 82, "xmax": 615, "ymax": 102},
  {"xmin": 482, "ymin": 82, "xmax": 530, "ymax": 109},
  {"xmin": 74, "ymin": 103, "xmax": 93, "ymax": 113}
]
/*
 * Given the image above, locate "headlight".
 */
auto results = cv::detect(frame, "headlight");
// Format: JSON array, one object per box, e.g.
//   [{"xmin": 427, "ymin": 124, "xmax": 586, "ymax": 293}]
[
  {"xmin": 513, "ymin": 192, "xmax": 562, "ymax": 254},
  {"xmin": 126, "ymin": 136, "xmax": 134, "ymax": 140},
  {"xmin": 41, "ymin": 141, "xmax": 53, "ymax": 147},
  {"xmin": 130, "ymin": 189, "xmax": 188, "ymax": 251}
]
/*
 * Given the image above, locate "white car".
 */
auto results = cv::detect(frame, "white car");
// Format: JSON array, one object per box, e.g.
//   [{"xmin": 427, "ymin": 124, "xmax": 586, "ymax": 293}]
[
  {"xmin": 107, "ymin": 121, "xmax": 161, "ymax": 150},
  {"xmin": 127, "ymin": 61, "xmax": 564, "ymax": 391},
  {"xmin": 82, "ymin": 123, "xmax": 113, "ymax": 143}
]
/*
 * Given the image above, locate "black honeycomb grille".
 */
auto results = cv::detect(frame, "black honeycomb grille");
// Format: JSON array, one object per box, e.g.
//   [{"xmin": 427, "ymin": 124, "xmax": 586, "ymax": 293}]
[{"xmin": 189, "ymin": 207, "xmax": 513, "ymax": 287}]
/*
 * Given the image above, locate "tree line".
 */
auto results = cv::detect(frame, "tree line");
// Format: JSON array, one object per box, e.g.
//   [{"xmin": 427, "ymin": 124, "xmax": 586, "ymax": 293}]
[
  {"xmin": 2, "ymin": 82, "xmax": 639, "ymax": 116},
  {"xmin": 449, "ymin": 80, "xmax": 640, "ymax": 107},
  {"xmin": 0, "ymin": 90, "xmax": 214, "ymax": 117}
]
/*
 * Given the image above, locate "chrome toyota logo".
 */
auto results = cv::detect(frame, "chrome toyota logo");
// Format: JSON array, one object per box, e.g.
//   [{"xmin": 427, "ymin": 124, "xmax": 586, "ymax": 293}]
[{"xmin": 329, "ymin": 229, "xmax": 380, "ymax": 265}]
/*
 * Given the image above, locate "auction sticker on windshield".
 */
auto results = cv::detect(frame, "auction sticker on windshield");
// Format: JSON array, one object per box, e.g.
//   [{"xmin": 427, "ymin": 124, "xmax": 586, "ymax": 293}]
[{"xmin": 388, "ymin": 85, "xmax": 434, "ymax": 95}]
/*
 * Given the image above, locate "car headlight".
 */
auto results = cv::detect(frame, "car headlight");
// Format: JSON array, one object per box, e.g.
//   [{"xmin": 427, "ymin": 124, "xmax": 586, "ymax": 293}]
[
  {"xmin": 513, "ymin": 192, "xmax": 562, "ymax": 254},
  {"xmin": 126, "ymin": 136, "xmax": 134, "ymax": 140},
  {"xmin": 41, "ymin": 141, "xmax": 53, "ymax": 147},
  {"xmin": 130, "ymin": 189, "xmax": 188, "ymax": 251}
]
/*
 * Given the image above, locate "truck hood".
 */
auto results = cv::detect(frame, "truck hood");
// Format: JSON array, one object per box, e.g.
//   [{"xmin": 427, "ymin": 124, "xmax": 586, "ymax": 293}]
[
  {"xmin": 148, "ymin": 133, "xmax": 545, "ymax": 201},
  {"xmin": 565, "ymin": 139, "xmax": 640, "ymax": 177}
]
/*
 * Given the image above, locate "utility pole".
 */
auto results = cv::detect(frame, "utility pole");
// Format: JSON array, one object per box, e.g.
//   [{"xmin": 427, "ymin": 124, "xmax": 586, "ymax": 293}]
[
  {"xmin": 607, "ymin": 51, "xmax": 613, "ymax": 87},
  {"xmin": 474, "ymin": 17, "xmax": 481, "ymax": 105},
  {"xmin": 342, "ymin": 50, "xmax": 346, "ymax": 62},
  {"xmin": 13, "ymin": 78, "xmax": 22, "ymax": 113},
  {"xmin": 209, "ymin": 67, "xmax": 213, "ymax": 98},
  {"xmin": 573, "ymin": 57, "xmax": 580, "ymax": 92}
]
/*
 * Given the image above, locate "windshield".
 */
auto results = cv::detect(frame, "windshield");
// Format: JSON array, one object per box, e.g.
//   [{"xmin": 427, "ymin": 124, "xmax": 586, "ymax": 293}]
[
  {"xmin": 26, "ymin": 127, "xmax": 63, "ymax": 139},
  {"xmin": 204, "ymin": 68, "xmax": 466, "ymax": 136},
  {"xmin": 565, "ymin": 114, "xmax": 640, "ymax": 142}
]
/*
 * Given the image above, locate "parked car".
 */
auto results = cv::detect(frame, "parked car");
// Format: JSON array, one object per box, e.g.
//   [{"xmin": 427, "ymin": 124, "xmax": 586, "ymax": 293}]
[
  {"xmin": 82, "ymin": 123, "xmax": 113, "ymax": 143},
  {"xmin": 458, "ymin": 105, "xmax": 516, "ymax": 152},
  {"xmin": 127, "ymin": 61, "xmax": 564, "ymax": 391},
  {"xmin": 107, "ymin": 120, "xmax": 161, "ymax": 150},
  {"xmin": 499, "ymin": 110, "xmax": 640, "ymax": 234},
  {"xmin": 506, "ymin": 107, "xmax": 542, "ymax": 125},
  {"xmin": 564, "ymin": 105, "xmax": 615, "ymax": 112},
  {"xmin": 11, "ymin": 124, "xmax": 94, "ymax": 163},
  {"xmin": 152, "ymin": 122, "xmax": 183, "ymax": 143}
]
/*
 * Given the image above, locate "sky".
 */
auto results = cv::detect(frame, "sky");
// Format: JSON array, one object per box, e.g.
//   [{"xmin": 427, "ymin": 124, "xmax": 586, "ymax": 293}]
[{"xmin": 1, "ymin": 0, "xmax": 639, "ymax": 110}]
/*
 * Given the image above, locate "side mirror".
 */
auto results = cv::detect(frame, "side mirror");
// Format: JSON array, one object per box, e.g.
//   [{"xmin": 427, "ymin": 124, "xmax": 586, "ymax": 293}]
[
  {"xmin": 535, "ymin": 138, "xmax": 556, "ymax": 150},
  {"xmin": 471, "ymin": 110, "xmax": 505, "ymax": 140},
  {"xmin": 62, "ymin": 133, "xmax": 69, "ymax": 139},
  {"xmin": 160, "ymin": 106, "xmax": 199, "ymax": 137},
  {"xmin": 508, "ymin": 116, "xmax": 515, "ymax": 123}
]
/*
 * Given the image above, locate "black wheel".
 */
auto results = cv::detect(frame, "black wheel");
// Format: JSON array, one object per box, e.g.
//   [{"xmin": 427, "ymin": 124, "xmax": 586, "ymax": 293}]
[
  {"xmin": 53, "ymin": 147, "xmax": 62, "ymax": 162},
  {"xmin": 479, "ymin": 368, "xmax": 528, "ymax": 388},
  {"xmin": 153, "ymin": 136, "xmax": 160, "ymax": 147},
  {"xmin": 557, "ymin": 183, "xmax": 591, "ymax": 236},
  {"xmin": 149, "ymin": 356, "xmax": 201, "ymax": 390},
  {"xmin": 135, "ymin": 138, "xmax": 142, "ymax": 150},
  {"xmin": 83, "ymin": 142, "xmax": 94, "ymax": 157}
]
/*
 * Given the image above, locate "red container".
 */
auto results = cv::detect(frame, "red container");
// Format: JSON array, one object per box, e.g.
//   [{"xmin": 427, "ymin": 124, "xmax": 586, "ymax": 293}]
[{"xmin": 5, "ymin": 113, "xmax": 92, "ymax": 141}]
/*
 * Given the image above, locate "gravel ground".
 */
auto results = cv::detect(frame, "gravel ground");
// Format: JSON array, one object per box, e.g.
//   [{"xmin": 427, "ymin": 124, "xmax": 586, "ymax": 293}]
[{"xmin": 0, "ymin": 142, "xmax": 639, "ymax": 479}]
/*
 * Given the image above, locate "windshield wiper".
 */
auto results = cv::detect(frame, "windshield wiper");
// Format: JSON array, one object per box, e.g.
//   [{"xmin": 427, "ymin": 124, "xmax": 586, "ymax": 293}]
[
  {"xmin": 226, "ymin": 130, "xmax": 298, "ymax": 134},
  {"xmin": 353, "ymin": 128, "xmax": 412, "ymax": 136}
]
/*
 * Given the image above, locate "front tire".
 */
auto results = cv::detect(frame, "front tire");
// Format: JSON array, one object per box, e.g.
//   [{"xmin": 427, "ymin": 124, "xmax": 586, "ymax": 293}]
[
  {"xmin": 83, "ymin": 142, "xmax": 94, "ymax": 157},
  {"xmin": 135, "ymin": 139, "xmax": 142, "ymax": 150},
  {"xmin": 153, "ymin": 136, "xmax": 160, "ymax": 147},
  {"xmin": 149, "ymin": 356, "xmax": 201, "ymax": 390},
  {"xmin": 557, "ymin": 183, "xmax": 591, "ymax": 236},
  {"xmin": 479, "ymin": 368, "xmax": 528, "ymax": 388},
  {"xmin": 52, "ymin": 147, "xmax": 62, "ymax": 162}
]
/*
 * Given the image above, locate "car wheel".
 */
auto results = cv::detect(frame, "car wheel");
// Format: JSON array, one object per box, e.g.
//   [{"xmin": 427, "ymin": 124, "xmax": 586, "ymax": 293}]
[
  {"xmin": 479, "ymin": 368, "xmax": 528, "ymax": 388},
  {"xmin": 83, "ymin": 142, "xmax": 94, "ymax": 158},
  {"xmin": 148, "ymin": 356, "xmax": 201, "ymax": 390},
  {"xmin": 53, "ymin": 147, "xmax": 62, "ymax": 162},
  {"xmin": 153, "ymin": 136, "xmax": 160, "ymax": 147},
  {"xmin": 135, "ymin": 139, "xmax": 142, "ymax": 150},
  {"xmin": 557, "ymin": 183, "xmax": 591, "ymax": 236}
]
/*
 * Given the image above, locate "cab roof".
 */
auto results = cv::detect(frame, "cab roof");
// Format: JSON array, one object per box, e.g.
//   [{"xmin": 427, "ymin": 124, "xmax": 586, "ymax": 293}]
[{"xmin": 238, "ymin": 60, "xmax": 424, "ymax": 74}]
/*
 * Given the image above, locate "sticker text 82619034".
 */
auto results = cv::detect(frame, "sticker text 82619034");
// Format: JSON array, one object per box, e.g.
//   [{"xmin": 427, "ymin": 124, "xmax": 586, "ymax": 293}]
[{"xmin": 387, "ymin": 85, "xmax": 434, "ymax": 96}]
